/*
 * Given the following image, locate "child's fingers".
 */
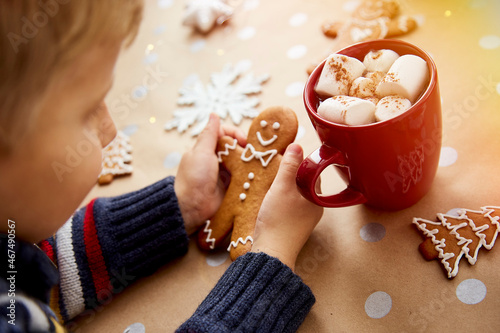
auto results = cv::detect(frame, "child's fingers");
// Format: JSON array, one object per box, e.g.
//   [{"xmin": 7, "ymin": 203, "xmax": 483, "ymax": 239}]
[
  {"xmin": 221, "ymin": 124, "xmax": 247, "ymax": 147},
  {"xmin": 279, "ymin": 143, "xmax": 322, "ymax": 195},
  {"xmin": 195, "ymin": 113, "xmax": 220, "ymax": 151},
  {"xmin": 273, "ymin": 143, "xmax": 303, "ymax": 189},
  {"xmin": 196, "ymin": 114, "xmax": 246, "ymax": 151}
]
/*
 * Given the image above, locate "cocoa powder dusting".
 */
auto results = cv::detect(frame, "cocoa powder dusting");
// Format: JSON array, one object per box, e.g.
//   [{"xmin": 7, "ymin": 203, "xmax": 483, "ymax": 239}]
[
  {"xmin": 351, "ymin": 85, "xmax": 360, "ymax": 96},
  {"xmin": 328, "ymin": 59, "xmax": 351, "ymax": 86},
  {"xmin": 384, "ymin": 72, "xmax": 399, "ymax": 83},
  {"xmin": 371, "ymin": 50, "xmax": 383, "ymax": 60}
]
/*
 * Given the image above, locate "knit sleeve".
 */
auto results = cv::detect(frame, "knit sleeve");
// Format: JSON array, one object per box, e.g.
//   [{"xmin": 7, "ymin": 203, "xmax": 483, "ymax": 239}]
[
  {"xmin": 42, "ymin": 176, "xmax": 189, "ymax": 323},
  {"xmin": 176, "ymin": 252, "xmax": 315, "ymax": 333}
]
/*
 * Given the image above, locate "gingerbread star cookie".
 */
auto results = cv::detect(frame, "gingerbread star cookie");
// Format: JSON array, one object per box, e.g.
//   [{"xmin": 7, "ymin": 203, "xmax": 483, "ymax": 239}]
[
  {"xmin": 413, "ymin": 206, "xmax": 500, "ymax": 278},
  {"xmin": 197, "ymin": 106, "xmax": 298, "ymax": 260},
  {"xmin": 98, "ymin": 131, "xmax": 133, "ymax": 185}
]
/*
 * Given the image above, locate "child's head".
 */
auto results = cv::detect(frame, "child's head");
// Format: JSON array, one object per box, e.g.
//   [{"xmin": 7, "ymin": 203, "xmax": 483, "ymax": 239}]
[{"xmin": 0, "ymin": 0, "xmax": 144, "ymax": 242}]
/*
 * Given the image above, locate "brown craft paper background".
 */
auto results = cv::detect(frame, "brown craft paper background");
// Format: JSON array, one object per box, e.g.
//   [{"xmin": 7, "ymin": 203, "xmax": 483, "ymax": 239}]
[{"xmin": 74, "ymin": 0, "xmax": 500, "ymax": 331}]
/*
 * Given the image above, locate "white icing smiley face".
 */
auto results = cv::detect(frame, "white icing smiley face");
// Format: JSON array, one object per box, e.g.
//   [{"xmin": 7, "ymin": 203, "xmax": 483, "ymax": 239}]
[{"xmin": 256, "ymin": 120, "xmax": 280, "ymax": 146}]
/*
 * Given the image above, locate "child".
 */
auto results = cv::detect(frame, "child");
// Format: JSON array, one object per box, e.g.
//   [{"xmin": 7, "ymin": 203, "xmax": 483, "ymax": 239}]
[{"xmin": 0, "ymin": 1, "xmax": 323, "ymax": 332}]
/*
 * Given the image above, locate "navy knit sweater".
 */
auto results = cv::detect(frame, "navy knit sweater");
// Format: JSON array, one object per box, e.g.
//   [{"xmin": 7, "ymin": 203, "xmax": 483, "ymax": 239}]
[{"xmin": 0, "ymin": 177, "xmax": 315, "ymax": 332}]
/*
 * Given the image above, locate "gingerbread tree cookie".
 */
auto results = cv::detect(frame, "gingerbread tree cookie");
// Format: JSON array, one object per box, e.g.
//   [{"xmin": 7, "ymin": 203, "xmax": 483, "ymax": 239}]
[
  {"xmin": 197, "ymin": 106, "xmax": 298, "ymax": 260},
  {"xmin": 308, "ymin": 0, "xmax": 419, "ymax": 74},
  {"xmin": 98, "ymin": 131, "xmax": 133, "ymax": 185},
  {"xmin": 413, "ymin": 206, "xmax": 500, "ymax": 278}
]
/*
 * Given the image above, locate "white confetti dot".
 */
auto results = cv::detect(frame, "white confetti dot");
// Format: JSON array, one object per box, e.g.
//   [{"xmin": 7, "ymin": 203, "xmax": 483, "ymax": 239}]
[
  {"xmin": 123, "ymin": 323, "xmax": 146, "ymax": 333},
  {"xmin": 154, "ymin": 25, "xmax": 167, "ymax": 35},
  {"xmin": 285, "ymin": 81, "xmax": 305, "ymax": 97},
  {"xmin": 158, "ymin": 0, "xmax": 174, "ymax": 9},
  {"xmin": 143, "ymin": 52, "xmax": 159, "ymax": 64},
  {"xmin": 456, "ymin": 279, "xmax": 487, "ymax": 304},
  {"xmin": 289, "ymin": 13, "xmax": 308, "ymax": 27},
  {"xmin": 238, "ymin": 26, "xmax": 256, "ymax": 40},
  {"xmin": 439, "ymin": 147, "xmax": 458, "ymax": 167},
  {"xmin": 445, "ymin": 208, "xmax": 462, "ymax": 217},
  {"xmin": 287, "ymin": 45, "xmax": 307, "ymax": 59},
  {"xmin": 122, "ymin": 124, "xmax": 139, "ymax": 136},
  {"xmin": 468, "ymin": 0, "xmax": 488, "ymax": 8},
  {"xmin": 479, "ymin": 35, "xmax": 500, "ymax": 49},
  {"xmin": 206, "ymin": 250, "xmax": 229, "ymax": 267},
  {"xmin": 360, "ymin": 223, "xmax": 386, "ymax": 242},
  {"xmin": 365, "ymin": 291, "xmax": 392, "ymax": 319},
  {"xmin": 163, "ymin": 152, "xmax": 182, "ymax": 169},
  {"xmin": 242, "ymin": 0, "xmax": 259, "ymax": 11},
  {"xmin": 295, "ymin": 125, "xmax": 305, "ymax": 141},
  {"xmin": 190, "ymin": 39, "xmax": 206, "ymax": 53},
  {"xmin": 132, "ymin": 86, "xmax": 148, "ymax": 101}
]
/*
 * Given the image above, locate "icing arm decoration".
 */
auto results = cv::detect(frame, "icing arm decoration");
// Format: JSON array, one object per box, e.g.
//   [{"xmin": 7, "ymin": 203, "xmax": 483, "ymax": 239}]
[
  {"xmin": 227, "ymin": 236, "xmax": 254, "ymax": 251},
  {"xmin": 203, "ymin": 220, "xmax": 216, "ymax": 250},
  {"xmin": 217, "ymin": 138, "xmax": 238, "ymax": 162}
]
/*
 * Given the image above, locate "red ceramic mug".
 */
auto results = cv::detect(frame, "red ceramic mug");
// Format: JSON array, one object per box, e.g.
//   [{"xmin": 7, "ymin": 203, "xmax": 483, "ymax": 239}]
[{"xmin": 296, "ymin": 39, "xmax": 442, "ymax": 210}]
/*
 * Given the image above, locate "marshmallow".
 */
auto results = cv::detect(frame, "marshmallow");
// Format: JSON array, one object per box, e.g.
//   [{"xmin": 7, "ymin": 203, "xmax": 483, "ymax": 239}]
[
  {"xmin": 363, "ymin": 49, "xmax": 399, "ymax": 73},
  {"xmin": 365, "ymin": 96, "xmax": 380, "ymax": 105},
  {"xmin": 315, "ymin": 54, "xmax": 366, "ymax": 97},
  {"xmin": 376, "ymin": 54, "xmax": 429, "ymax": 103},
  {"xmin": 349, "ymin": 77, "xmax": 376, "ymax": 99},
  {"xmin": 375, "ymin": 96, "xmax": 412, "ymax": 122},
  {"xmin": 318, "ymin": 96, "xmax": 376, "ymax": 126},
  {"xmin": 365, "ymin": 71, "xmax": 385, "ymax": 85}
]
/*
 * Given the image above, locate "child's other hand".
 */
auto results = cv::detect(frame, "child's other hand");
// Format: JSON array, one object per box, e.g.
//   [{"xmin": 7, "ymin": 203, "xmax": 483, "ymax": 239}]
[
  {"xmin": 175, "ymin": 114, "xmax": 246, "ymax": 236},
  {"xmin": 251, "ymin": 143, "xmax": 324, "ymax": 270}
]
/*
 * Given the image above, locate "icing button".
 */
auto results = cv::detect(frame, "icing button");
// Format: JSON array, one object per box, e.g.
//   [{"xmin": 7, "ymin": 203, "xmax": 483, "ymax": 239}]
[
  {"xmin": 248, "ymin": 172, "xmax": 255, "ymax": 180},
  {"xmin": 239, "ymin": 193, "xmax": 246, "ymax": 201},
  {"xmin": 243, "ymin": 182, "xmax": 250, "ymax": 190}
]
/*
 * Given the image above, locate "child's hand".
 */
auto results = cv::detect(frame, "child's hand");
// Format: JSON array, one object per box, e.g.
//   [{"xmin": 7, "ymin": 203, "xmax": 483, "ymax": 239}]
[
  {"xmin": 175, "ymin": 114, "xmax": 246, "ymax": 236},
  {"xmin": 251, "ymin": 144, "xmax": 324, "ymax": 270}
]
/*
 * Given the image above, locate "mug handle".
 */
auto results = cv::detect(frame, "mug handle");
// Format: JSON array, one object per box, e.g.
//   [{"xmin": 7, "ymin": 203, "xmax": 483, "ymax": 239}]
[{"xmin": 296, "ymin": 145, "xmax": 366, "ymax": 207}]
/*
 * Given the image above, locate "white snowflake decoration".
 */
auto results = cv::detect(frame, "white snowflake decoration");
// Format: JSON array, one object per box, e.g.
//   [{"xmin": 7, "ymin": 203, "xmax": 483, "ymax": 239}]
[{"xmin": 165, "ymin": 60, "xmax": 270, "ymax": 136}]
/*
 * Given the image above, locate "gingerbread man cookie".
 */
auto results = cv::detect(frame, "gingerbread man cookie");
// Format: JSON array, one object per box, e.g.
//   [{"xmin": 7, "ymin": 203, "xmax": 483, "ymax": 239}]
[
  {"xmin": 308, "ymin": 0, "xmax": 419, "ymax": 74},
  {"xmin": 197, "ymin": 106, "xmax": 298, "ymax": 260}
]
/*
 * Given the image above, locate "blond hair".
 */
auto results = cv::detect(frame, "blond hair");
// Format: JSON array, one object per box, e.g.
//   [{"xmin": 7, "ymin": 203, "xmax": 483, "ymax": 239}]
[{"xmin": 0, "ymin": 0, "xmax": 144, "ymax": 152}]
